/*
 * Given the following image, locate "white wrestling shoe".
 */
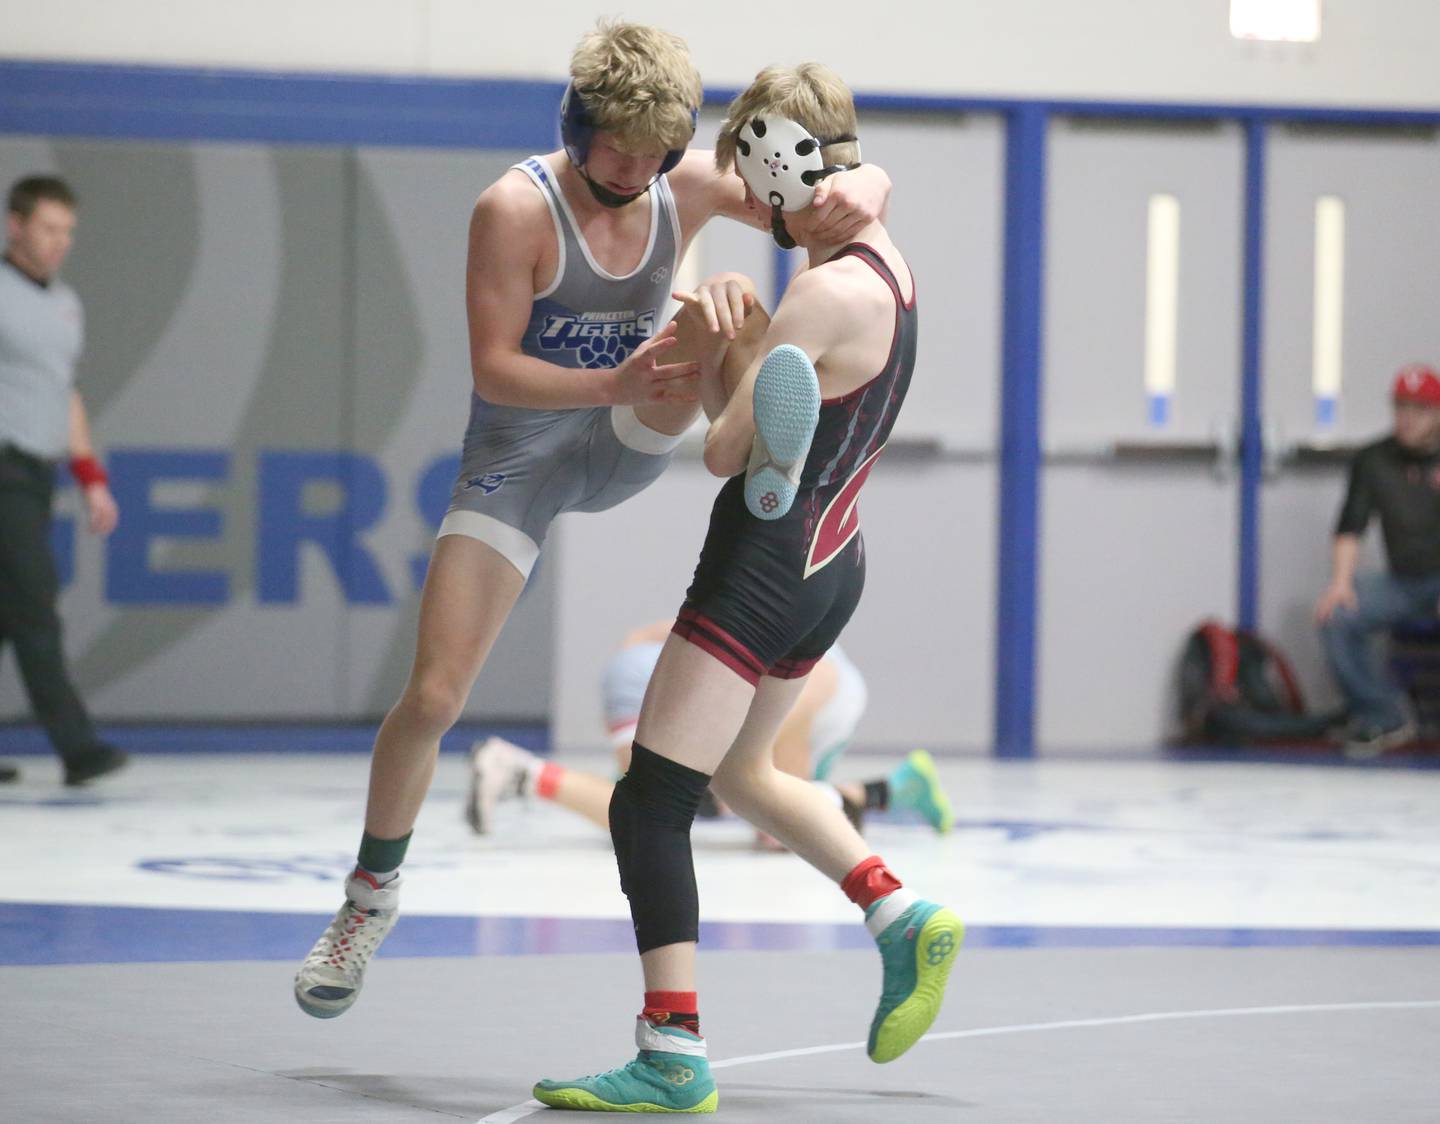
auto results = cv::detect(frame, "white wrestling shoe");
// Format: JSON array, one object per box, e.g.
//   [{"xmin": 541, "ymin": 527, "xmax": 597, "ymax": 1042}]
[
  {"xmin": 745, "ymin": 344, "xmax": 820, "ymax": 521},
  {"xmin": 294, "ymin": 870, "xmax": 401, "ymax": 1019},
  {"xmin": 465, "ymin": 736, "xmax": 534, "ymax": 835}
]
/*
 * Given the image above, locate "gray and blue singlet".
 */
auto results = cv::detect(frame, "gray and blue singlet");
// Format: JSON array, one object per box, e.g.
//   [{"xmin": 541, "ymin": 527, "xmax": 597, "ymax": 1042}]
[{"xmin": 438, "ymin": 156, "xmax": 686, "ymax": 577}]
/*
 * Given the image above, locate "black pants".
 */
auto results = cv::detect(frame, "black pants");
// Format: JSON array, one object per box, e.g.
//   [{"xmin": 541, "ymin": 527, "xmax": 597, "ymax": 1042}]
[{"xmin": 0, "ymin": 446, "xmax": 101, "ymax": 759}]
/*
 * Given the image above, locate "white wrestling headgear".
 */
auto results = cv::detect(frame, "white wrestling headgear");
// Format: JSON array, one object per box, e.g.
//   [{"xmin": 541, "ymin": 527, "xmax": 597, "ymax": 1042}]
[
  {"xmin": 735, "ymin": 116, "xmax": 861, "ymax": 212},
  {"xmin": 735, "ymin": 116, "xmax": 861, "ymax": 248}
]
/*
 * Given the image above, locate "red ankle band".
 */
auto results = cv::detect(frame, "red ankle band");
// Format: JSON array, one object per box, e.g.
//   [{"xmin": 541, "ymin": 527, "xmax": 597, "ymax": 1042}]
[
  {"xmin": 536, "ymin": 761, "xmax": 564, "ymax": 800},
  {"xmin": 840, "ymin": 855, "xmax": 903, "ymax": 909},
  {"xmin": 643, "ymin": 990, "xmax": 699, "ymax": 1033}
]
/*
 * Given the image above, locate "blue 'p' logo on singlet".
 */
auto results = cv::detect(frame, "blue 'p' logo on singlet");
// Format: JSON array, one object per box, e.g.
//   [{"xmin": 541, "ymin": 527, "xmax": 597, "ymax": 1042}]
[{"xmin": 462, "ymin": 472, "xmax": 507, "ymax": 495}]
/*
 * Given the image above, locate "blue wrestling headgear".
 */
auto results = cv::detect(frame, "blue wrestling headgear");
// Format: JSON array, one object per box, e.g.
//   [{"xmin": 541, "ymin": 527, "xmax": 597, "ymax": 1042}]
[
  {"xmin": 735, "ymin": 115, "xmax": 861, "ymax": 248},
  {"xmin": 560, "ymin": 82, "xmax": 698, "ymax": 208}
]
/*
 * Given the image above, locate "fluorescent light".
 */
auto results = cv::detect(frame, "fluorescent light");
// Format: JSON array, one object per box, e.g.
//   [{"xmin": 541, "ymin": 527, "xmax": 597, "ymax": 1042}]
[
  {"xmin": 1144, "ymin": 193, "xmax": 1181, "ymax": 425},
  {"xmin": 1312, "ymin": 195, "xmax": 1345, "ymax": 424},
  {"xmin": 1230, "ymin": 0, "xmax": 1321, "ymax": 43}
]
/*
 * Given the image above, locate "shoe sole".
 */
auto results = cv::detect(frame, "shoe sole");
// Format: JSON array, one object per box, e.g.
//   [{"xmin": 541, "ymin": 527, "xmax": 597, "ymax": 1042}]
[
  {"xmin": 294, "ymin": 984, "xmax": 357, "ymax": 1019},
  {"xmin": 532, "ymin": 1085, "xmax": 718, "ymax": 1113},
  {"xmin": 64, "ymin": 752, "xmax": 129, "ymax": 786},
  {"xmin": 869, "ymin": 908, "xmax": 965, "ymax": 1063},
  {"xmin": 1344, "ymin": 723, "xmax": 1416, "ymax": 759},
  {"xmin": 744, "ymin": 344, "xmax": 819, "ymax": 521},
  {"xmin": 905, "ymin": 750, "xmax": 955, "ymax": 835}
]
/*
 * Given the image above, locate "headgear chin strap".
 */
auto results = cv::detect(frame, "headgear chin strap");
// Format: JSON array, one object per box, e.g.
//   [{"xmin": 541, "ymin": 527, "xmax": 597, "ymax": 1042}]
[
  {"xmin": 734, "ymin": 115, "xmax": 862, "ymax": 246},
  {"xmin": 560, "ymin": 83, "xmax": 698, "ymax": 209},
  {"xmin": 769, "ymin": 208, "xmax": 798, "ymax": 250},
  {"xmin": 580, "ymin": 176, "xmax": 646, "ymax": 210}
]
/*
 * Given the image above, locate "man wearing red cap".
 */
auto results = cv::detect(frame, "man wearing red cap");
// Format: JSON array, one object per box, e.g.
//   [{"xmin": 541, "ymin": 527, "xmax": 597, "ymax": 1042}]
[{"xmin": 1314, "ymin": 362, "xmax": 1440, "ymax": 754}]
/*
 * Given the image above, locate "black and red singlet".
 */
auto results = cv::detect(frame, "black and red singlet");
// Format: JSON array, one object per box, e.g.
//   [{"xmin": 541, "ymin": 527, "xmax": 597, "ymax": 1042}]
[{"xmin": 675, "ymin": 242, "xmax": 918, "ymax": 683}]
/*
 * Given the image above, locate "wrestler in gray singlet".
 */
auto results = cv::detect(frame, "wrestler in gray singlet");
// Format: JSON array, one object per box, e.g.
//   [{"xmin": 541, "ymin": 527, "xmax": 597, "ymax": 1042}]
[{"xmin": 437, "ymin": 155, "xmax": 687, "ymax": 577}]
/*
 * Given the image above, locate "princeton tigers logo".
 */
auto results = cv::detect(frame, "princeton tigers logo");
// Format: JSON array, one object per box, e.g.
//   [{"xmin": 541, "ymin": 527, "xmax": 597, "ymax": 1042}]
[
  {"xmin": 803, "ymin": 446, "xmax": 884, "ymax": 579},
  {"xmin": 535, "ymin": 309, "xmax": 657, "ymax": 369}
]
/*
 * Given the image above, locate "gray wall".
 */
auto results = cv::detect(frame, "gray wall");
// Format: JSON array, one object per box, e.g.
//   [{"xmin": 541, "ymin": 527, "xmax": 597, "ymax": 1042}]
[
  {"xmin": 4, "ymin": 106, "xmax": 1437, "ymax": 751},
  {"xmin": 1, "ymin": 113, "xmax": 1007, "ymax": 741},
  {"xmin": 1259, "ymin": 125, "xmax": 1440, "ymax": 708},
  {"xmin": 0, "ymin": 137, "xmax": 553, "ymax": 721},
  {"xmin": 551, "ymin": 110, "xmax": 1004, "ymax": 754},
  {"xmin": 1040, "ymin": 120, "xmax": 1245, "ymax": 750}
]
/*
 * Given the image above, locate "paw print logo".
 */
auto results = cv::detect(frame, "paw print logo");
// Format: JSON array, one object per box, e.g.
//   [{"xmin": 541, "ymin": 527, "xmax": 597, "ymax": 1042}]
[
  {"xmin": 578, "ymin": 335, "xmax": 630, "ymax": 369},
  {"xmin": 665, "ymin": 1065, "xmax": 696, "ymax": 1087},
  {"xmin": 759, "ymin": 491, "xmax": 779, "ymax": 513},
  {"xmin": 926, "ymin": 931, "xmax": 957, "ymax": 965}
]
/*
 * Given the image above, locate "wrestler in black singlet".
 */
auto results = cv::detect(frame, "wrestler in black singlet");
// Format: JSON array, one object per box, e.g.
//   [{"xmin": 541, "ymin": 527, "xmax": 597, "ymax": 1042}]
[{"xmin": 674, "ymin": 242, "xmax": 918, "ymax": 683}]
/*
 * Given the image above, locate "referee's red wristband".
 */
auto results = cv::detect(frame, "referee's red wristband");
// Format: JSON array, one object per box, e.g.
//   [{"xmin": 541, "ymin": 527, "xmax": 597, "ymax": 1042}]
[{"xmin": 69, "ymin": 455, "xmax": 109, "ymax": 488}]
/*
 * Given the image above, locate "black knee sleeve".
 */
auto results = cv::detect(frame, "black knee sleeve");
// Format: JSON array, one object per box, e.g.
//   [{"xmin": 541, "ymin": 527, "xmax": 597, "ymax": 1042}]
[{"xmin": 609, "ymin": 742, "xmax": 712, "ymax": 954}]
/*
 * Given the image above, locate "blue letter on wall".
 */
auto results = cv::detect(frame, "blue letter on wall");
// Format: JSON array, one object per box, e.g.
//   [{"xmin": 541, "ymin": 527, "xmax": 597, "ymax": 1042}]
[
  {"xmin": 105, "ymin": 450, "xmax": 230, "ymax": 604},
  {"xmin": 257, "ymin": 451, "xmax": 389, "ymax": 604}
]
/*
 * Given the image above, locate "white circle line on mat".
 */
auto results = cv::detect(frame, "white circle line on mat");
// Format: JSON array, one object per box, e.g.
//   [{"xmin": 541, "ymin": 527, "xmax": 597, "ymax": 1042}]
[{"xmin": 475, "ymin": 999, "xmax": 1440, "ymax": 1121}]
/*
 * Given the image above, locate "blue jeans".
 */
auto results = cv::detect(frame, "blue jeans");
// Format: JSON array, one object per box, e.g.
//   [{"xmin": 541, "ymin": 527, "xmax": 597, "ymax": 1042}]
[{"xmin": 1320, "ymin": 570, "xmax": 1440, "ymax": 729}]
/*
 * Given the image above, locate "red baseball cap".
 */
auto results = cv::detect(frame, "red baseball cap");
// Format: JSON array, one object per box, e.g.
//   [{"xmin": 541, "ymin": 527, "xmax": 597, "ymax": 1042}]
[{"xmin": 1392, "ymin": 363, "xmax": 1440, "ymax": 406}]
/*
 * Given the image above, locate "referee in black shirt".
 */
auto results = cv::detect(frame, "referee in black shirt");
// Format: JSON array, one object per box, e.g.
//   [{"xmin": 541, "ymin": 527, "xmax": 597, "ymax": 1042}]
[
  {"xmin": 1315, "ymin": 363, "xmax": 1440, "ymax": 754},
  {"xmin": 0, "ymin": 175, "xmax": 126, "ymax": 785}
]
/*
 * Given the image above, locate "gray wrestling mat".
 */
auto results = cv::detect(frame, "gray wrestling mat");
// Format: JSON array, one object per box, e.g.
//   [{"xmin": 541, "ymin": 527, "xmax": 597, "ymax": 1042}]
[{"xmin": 3, "ymin": 946, "xmax": 1437, "ymax": 1122}]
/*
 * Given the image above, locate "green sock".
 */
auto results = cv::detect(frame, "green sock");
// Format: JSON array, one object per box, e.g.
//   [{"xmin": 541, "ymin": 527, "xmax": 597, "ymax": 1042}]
[{"xmin": 357, "ymin": 830, "xmax": 412, "ymax": 877}]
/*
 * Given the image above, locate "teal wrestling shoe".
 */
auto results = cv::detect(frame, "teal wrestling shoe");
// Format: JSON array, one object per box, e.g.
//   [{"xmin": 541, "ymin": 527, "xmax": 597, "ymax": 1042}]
[
  {"xmin": 744, "ymin": 344, "xmax": 820, "ymax": 521},
  {"xmin": 533, "ymin": 1018, "xmax": 718, "ymax": 1113},
  {"xmin": 887, "ymin": 750, "xmax": 955, "ymax": 834},
  {"xmin": 866, "ymin": 896, "xmax": 964, "ymax": 1063}
]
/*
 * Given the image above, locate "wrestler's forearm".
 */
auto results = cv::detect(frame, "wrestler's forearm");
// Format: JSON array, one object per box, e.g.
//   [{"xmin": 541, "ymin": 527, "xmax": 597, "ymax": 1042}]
[
  {"xmin": 702, "ymin": 305, "xmax": 771, "ymax": 420},
  {"xmin": 471, "ymin": 351, "xmax": 618, "ymax": 410}
]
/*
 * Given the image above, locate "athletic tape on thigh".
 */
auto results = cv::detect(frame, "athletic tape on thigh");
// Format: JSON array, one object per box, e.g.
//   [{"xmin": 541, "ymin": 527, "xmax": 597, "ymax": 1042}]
[
  {"xmin": 610, "ymin": 406, "xmax": 688, "ymax": 455},
  {"xmin": 436, "ymin": 509, "xmax": 540, "ymax": 578}
]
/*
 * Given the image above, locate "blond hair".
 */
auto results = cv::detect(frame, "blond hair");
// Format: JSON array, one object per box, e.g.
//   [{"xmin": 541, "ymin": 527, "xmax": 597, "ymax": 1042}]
[
  {"xmin": 715, "ymin": 63, "xmax": 860, "ymax": 173},
  {"xmin": 570, "ymin": 20, "xmax": 702, "ymax": 155}
]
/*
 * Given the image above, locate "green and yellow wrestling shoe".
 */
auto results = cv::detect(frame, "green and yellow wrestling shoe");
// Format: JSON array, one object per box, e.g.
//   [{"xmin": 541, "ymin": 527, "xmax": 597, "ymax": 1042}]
[
  {"xmin": 888, "ymin": 749, "xmax": 954, "ymax": 834},
  {"xmin": 866, "ymin": 895, "xmax": 964, "ymax": 1063},
  {"xmin": 533, "ymin": 1018, "xmax": 718, "ymax": 1113}
]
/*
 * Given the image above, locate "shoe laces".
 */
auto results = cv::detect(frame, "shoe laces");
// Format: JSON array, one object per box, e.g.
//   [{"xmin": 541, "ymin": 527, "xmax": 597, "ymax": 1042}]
[
  {"xmin": 567, "ymin": 1056, "xmax": 646, "ymax": 1084},
  {"xmin": 306, "ymin": 901, "xmax": 384, "ymax": 976}
]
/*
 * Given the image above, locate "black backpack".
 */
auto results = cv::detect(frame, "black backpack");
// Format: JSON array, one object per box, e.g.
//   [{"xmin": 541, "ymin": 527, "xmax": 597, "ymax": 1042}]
[{"xmin": 1178, "ymin": 620, "xmax": 1341, "ymax": 745}]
